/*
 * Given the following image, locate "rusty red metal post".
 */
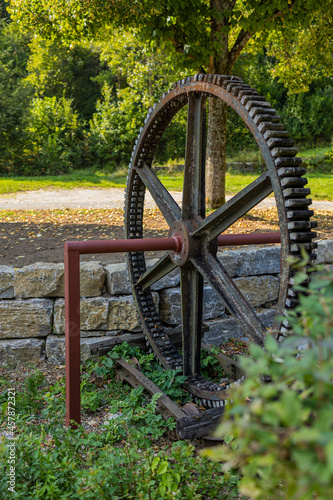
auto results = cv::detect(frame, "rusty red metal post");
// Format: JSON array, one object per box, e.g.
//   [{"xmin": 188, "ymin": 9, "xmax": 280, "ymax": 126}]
[
  {"xmin": 65, "ymin": 232, "xmax": 280, "ymax": 428},
  {"xmin": 65, "ymin": 244, "xmax": 81, "ymax": 427}
]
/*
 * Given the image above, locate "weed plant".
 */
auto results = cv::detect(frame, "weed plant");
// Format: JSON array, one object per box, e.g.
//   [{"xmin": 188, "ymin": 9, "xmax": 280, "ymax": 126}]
[
  {"xmin": 0, "ymin": 343, "xmax": 242, "ymax": 499},
  {"xmin": 206, "ymin": 261, "xmax": 333, "ymax": 499}
]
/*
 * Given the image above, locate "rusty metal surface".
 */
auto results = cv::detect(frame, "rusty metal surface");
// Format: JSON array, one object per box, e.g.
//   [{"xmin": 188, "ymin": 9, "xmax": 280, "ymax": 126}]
[
  {"xmin": 64, "ymin": 245, "xmax": 81, "ymax": 427},
  {"xmin": 125, "ymin": 73, "xmax": 316, "ymax": 407},
  {"xmin": 65, "ymin": 236, "xmax": 182, "ymax": 254},
  {"xmin": 217, "ymin": 232, "xmax": 280, "ymax": 246},
  {"xmin": 65, "ymin": 74, "xmax": 316, "ymax": 428}
]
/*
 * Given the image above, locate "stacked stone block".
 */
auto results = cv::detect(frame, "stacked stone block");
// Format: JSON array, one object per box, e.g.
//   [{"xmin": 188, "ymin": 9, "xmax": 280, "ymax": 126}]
[{"xmin": 0, "ymin": 239, "xmax": 332, "ymax": 366}]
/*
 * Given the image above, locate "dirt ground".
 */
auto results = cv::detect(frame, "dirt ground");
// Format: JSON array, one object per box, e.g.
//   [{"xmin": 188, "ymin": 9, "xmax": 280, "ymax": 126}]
[{"xmin": 1, "ymin": 205, "xmax": 332, "ymax": 268}]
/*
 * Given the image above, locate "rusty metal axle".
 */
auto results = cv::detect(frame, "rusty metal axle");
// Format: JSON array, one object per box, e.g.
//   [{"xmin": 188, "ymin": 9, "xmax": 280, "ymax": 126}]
[{"xmin": 66, "ymin": 231, "xmax": 281, "ymax": 254}]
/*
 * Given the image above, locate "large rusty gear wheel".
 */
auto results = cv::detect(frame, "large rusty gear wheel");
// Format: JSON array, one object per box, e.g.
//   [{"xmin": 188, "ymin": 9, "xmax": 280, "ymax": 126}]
[{"xmin": 124, "ymin": 74, "xmax": 317, "ymax": 408}]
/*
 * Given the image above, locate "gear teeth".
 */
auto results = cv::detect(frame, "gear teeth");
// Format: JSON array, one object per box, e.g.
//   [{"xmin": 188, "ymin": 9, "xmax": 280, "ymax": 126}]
[
  {"xmin": 258, "ymin": 121, "xmax": 285, "ymax": 133},
  {"xmin": 275, "ymin": 157, "xmax": 303, "ymax": 169},
  {"xmin": 253, "ymin": 113, "xmax": 280, "ymax": 125},
  {"xmin": 287, "ymin": 209, "xmax": 314, "ymax": 220},
  {"xmin": 263, "ymin": 129, "xmax": 289, "ymax": 140},
  {"xmin": 222, "ymin": 76, "xmax": 243, "ymax": 89},
  {"xmin": 285, "ymin": 198, "xmax": 312, "ymax": 209},
  {"xmin": 283, "ymin": 188, "xmax": 311, "ymax": 198},
  {"xmin": 267, "ymin": 138, "xmax": 295, "ymax": 149},
  {"xmin": 271, "ymin": 147, "xmax": 298, "ymax": 158},
  {"xmin": 281, "ymin": 177, "xmax": 308, "ymax": 188},
  {"xmin": 245, "ymin": 100, "xmax": 272, "ymax": 111},
  {"xmin": 125, "ymin": 73, "xmax": 315, "ymax": 409},
  {"xmin": 249, "ymin": 106, "xmax": 276, "ymax": 118},
  {"xmin": 289, "ymin": 231, "xmax": 317, "ymax": 241}
]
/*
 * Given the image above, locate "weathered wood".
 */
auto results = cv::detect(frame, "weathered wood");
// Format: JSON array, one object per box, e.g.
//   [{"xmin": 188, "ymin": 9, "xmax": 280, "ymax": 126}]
[
  {"xmin": 89, "ymin": 334, "xmax": 146, "ymax": 356},
  {"xmin": 176, "ymin": 407, "xmax": 225, "ymax": 440},
  {"xmin": 115, "ymin": 358, "xmax": 187, "ymax": 421},
  {"xmin": 202, "ymin": 342, "xmax": 245, "ymax": 380}
]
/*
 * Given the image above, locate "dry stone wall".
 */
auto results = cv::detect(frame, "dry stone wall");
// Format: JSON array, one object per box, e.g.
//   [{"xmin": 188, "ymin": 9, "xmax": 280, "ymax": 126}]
[{"xmin": 0, "ymin": 239, "xmax": 332, "ymax": 367}]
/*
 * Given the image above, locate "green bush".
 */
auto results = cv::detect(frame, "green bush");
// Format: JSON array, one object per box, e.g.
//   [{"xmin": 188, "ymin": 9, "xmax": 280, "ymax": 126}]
[
  {"xmin": 0, "ymin": 19, "xmax": 33, "ymax": 175},
  {"xmin": 206, "ymin": 266, "xmax": 333, "ymax": 499},
  {"xmin": 23, "ymin": 95, "xmax": 87, "ymax": 175},
  {"xmin": 281, "ymin": 85, "xmax": 333, "ymax": 143},
  {"xmin": 0, "ymin": 345, "xmax": 240, "ymax": 499},
  {"xmin": 89, "ymin": 83, "xmax": 145, "ymax": 167}
]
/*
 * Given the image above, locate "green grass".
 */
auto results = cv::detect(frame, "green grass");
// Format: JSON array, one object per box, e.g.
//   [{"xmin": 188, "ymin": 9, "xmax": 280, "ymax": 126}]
[
  {"xmin": 1, "ymin": 149, "xmax": 332, "ymax": 201},
  {"xmin": 0, "ymin": 169, "xmax": 128, "ymax": 195},
  {"xmin": 306, "ymin": 173, "xmax": 333, "ymax": 201},
  {"xmin": 297, "ymin": 144, "xmax": 331, "ymax": 160},
  {"xmin": 0, "ymin": 344, "xmax": 241, "ymax": 499}
]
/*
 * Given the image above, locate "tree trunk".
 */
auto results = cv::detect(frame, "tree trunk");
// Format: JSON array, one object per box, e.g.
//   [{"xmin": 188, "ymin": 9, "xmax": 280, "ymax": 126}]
[
  {"xmin": 205, "ymin": 1, "xmax": 231, "ymax": 209},
  {"xmin": 206, "ymin": 96, "xmax": 228, "ymax": 208}
]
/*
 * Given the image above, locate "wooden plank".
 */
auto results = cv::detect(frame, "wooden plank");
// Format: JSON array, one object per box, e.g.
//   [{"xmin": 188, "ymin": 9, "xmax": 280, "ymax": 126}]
[
  {"xmin": 176, "ymin": 407, "xmax": 225, "ymax": 440},
  {"xmin": 115, "ymin": 359, "xmax": 187, "ymax": 421}
]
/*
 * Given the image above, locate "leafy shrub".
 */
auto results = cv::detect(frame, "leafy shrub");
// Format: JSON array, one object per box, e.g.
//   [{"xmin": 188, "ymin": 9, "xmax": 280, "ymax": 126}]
[
  {"xmin": 226, "ymin": 108, "xmax": 257, "ymax": 154},
  {"xmin": 0, "ymin": 19, "xmax": 33, "ymax": 175},
  {"xmin": 281, "ymin": 85, "xmax": 333, "ymax": 143},
  {"xmin": 0, "ymin": 348, "xmax": 240, "ymax": 499},
  {"xmin": 0, "ymin": 427, "xmax": 232, "ymax": 499},
  {"xmin": 23, "ymin": 95, "xmax": 87, "ymax": 175},
  {"xmin": 206, "ymin": 266, "xmax": 333, "ymax": 499},
  {"xmin": 89, "ymin": 83, "xmax": 145, "ymax": 167}
]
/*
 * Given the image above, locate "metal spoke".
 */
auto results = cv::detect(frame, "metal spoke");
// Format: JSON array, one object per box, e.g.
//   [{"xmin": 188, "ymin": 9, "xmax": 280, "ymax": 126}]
[
  {"xmin": 182, "ymin": 93, "xmax": 206, "ymax": 222},
  {"xmin": 193, "ymin": 171, "xmax": 272, "ymax": 242},
  {"xmin": 192, "ymin": 252, "xmax": 266, "ymax": 346},
  {"xmin": 135, "ymin": 162, "xmax": 181, "ymax": 226},
  {"xmin": 180, "ymin": 265, "xmax": 203, "ymax": 376},
  {"xmin": 135, "ymin": 254, "xmax": 177, "ymax": 291}
]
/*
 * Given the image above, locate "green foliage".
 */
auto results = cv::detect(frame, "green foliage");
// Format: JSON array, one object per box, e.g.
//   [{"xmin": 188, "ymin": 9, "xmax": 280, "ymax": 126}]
[
  {"xmin": 89, "ymin": 29, "xmax": 187, "ymax": 166},
  {"xmin": 2, "ymin": 0, "xmax": 333, "ymax": 181},
  {"xmin": 226, "ymin": 108, "xmax": 257, "ymax": 154},
  {"xmin": 200, "ymin": 346, "xmax": 227, "ymax": 381},
  {"xmin": 0, "ymin": 347, "xmax": 239, "ymax": 498},
  {"xmin": 266, "ymin": 7, "xmax": 333, "ymax": 93},
  {"xmin": 281, "ymin": 84, "xmax": 333, "ymax": 143},
  {"xmin": 23, "ymin": 95, "xmax": 87, "ymax": 175},
  {"xmin": 89, "ymin": 83, "xmax": 145, "ymax": 166},
  {"xmin": 0, "ymin": 19, "xmax": 32, "ymax": 174},
  {"xmin": 27, "ymin": 38, "xmax": 106, "ymax": 121},
  {"xmin": 97, "ymin": 342, "xmax": 189, "ymax": 402},
  {"xmin": 206, "ymin": 266, "xmax": 333, "ymax": 499},
  {"xmin": 0, "ymin": 427, "xmax": 231, "ymax": 498},
  {"xmin": 8, "ymin": 0, "xmax": 326, "ymax": 74}
]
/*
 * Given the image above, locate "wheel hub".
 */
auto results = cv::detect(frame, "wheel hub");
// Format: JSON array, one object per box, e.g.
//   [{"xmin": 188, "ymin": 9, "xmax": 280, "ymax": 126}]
[{"xmin": 168, "ymin": 220, "xmax": 191, "ymax": 266}]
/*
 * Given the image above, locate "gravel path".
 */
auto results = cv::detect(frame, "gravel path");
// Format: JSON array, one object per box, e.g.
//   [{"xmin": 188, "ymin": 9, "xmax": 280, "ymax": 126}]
[{"xmin": 0, "ymin": 188, "xmax": 332, "ymax": 210}]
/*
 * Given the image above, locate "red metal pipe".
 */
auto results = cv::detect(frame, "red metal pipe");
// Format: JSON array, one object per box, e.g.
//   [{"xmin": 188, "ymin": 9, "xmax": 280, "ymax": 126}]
[
  {"xmin": 64, "ymin": 246, "xmax": 81, "ymax": 427},
  {"xmin": 66, "ymin": 235, "xmax": 182, "ymax": 255},
  {"xmin": 218, "ymin": 232, "xmax": 280, "ymax": 247}
]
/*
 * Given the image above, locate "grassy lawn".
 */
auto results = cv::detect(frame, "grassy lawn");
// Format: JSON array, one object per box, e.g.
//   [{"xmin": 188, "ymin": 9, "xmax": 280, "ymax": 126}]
[
  {"xmin": 0, "ymin": 169, "xmax": 129, "ymax": 195},
  {"xmin": 0, "ymin": 149, "xmax": 332, "ymax": 201},
  {"xmin": 305, "ymin": 173, "xmax": 333, "ymax": 201}
]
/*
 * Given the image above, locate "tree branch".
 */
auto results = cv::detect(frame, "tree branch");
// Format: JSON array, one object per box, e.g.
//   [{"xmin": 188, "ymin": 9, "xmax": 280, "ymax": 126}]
[
  {"xmin": 228, "ymin": 0, "xmax": 304, "ymax": 68},
  {"xmin": 229, "ymin": 28, "xmax": 252, "ymax": 68}
]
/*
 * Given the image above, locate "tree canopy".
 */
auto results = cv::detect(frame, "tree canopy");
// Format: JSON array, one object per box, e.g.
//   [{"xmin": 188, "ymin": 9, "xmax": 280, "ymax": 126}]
[
  {"xmin": 9, "ymin": 1, "xmax": 327, "ymax": 73},
  {"xmin": 3, "ymin": 0, "xmax": 333, "ymax": 204}
]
